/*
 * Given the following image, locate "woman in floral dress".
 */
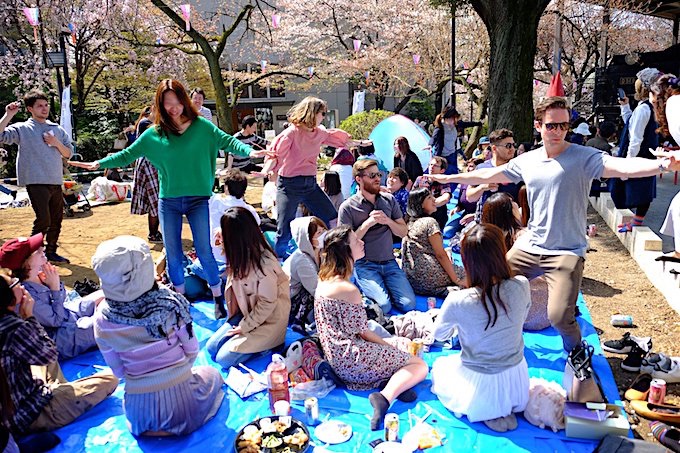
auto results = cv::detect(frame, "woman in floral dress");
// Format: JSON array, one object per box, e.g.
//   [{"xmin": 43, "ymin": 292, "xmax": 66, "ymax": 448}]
[
  {"xmin": 314, "ymin": 225, "xmax": 428, "ymax": 430},
  {"xmin": 402, "ymin": 188, "xmax": 464, "ymax": 297}
]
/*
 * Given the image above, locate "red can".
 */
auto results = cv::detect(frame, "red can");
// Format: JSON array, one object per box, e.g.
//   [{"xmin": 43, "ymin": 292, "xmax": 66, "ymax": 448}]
[
  {"xmin": 588, "ymin": 224, "xmax": 597, "ymax": 237},
  {"xmin": 649, "ymin": 379, "xmax": 667, "ymax": 404}
]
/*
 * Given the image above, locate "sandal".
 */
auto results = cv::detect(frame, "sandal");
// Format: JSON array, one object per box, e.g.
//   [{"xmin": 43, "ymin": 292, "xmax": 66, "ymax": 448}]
[
  {"xmin": 630, "ymin": 400, "xmax": 680, "ymax": 424},
  {"xmin": 624, "ymin": 373, "xmax": 653, "ymax": 401}
]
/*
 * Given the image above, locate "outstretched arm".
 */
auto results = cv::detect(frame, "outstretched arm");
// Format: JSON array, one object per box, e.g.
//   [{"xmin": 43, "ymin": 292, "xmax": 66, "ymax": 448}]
[
  {"xmin": 426, "ymin": 164, "xmax": 512, "ymax": 185},
  {"xmin": 602, "ymin": 155, "xmax": 679, "ymax": 179}
]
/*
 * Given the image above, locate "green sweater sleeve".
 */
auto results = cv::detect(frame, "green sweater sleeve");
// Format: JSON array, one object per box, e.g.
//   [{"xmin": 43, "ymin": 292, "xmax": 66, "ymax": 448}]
[
  {"xmin": 215, "ymin": 126, "xmax": 252, "ymax": 157},
  {"xmin": 98, "ymin": 136, "xmax": 146, "ymax": 168}
]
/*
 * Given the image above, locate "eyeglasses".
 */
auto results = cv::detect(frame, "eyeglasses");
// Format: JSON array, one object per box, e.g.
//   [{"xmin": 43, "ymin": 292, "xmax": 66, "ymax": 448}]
[
  {"xmin": 500, "ymin": 143, "xmax": 516, "ymax": 149},
  {"xmin": 360, "ymin": 172, "xmax": 383, "ymax": 179},
  {"xmin": 541, "ymin": 122, "xmax": 570, "ymax": 131},
  {"xmin": 9, "ymin": 278, "xmax": 20, "ymax": 290}
]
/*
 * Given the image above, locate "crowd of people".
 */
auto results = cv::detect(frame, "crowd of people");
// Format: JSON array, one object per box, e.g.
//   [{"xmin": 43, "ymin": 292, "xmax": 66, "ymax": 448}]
[{"xmin": 0, "ymin": 73, "xmax": 679, "ymax": 451}]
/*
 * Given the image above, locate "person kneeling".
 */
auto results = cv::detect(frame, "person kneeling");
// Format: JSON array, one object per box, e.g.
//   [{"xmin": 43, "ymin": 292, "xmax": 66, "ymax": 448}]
[
  {"xmin": 431, "ymin": 224, "xmax": 531, "ymax": 432},
  {"xmin": 315, "ymin": 226, "xmax": 428, "ymax": 430},
  {"xmin": 92, "ymin": 236, "xmax": 224, "ymax": 437},
  {"xmin": 206, "ymin": 207, "xmax": 291, "ymax": 369},
  {"xmin": 0, "ymin": 272, "xmax": 117, "ymax": 435}
]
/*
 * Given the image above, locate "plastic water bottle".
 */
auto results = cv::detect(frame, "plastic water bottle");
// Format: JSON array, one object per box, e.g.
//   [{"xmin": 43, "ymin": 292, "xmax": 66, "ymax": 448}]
[{"xmin": 267, "ymin": 354, "xmax": 290, "ymax": 413}]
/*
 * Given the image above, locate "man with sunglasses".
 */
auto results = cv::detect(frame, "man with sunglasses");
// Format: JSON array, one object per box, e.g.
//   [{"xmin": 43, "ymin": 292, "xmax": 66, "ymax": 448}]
[
  {"xmin": 427, "ymin": 96, "xmax": 680, "ymax": 352},
  {"xmin": 466, "ymin": 128, "xmax": 521, "ymax": 221},
  {"xmin": 338, "ymin": 159, "xmax": 416, "ymax": 313}
]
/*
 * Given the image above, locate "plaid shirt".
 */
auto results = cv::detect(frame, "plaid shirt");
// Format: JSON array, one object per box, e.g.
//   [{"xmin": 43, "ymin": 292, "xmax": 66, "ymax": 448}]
[{"xmin": 0, "ymin": 312, "xmax": 58, "ymax": 433}]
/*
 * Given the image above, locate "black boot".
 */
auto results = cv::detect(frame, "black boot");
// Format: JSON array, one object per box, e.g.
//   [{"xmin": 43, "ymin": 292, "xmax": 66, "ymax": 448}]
[{"xmin": 214, "ymin": 294, "xmax": 227, "ymax": 320}]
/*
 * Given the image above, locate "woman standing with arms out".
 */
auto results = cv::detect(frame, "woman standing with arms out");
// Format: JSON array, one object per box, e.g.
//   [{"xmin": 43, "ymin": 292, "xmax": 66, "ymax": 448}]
[
  {"xmin": 315, "ymin": 226, "xmax": 428, "ymax": 430},
  {"xmin": 392, "ymin": 136, "xmax": 423, "ymax": 188},
  {"xmin": 265, "ymin": 97, "xmax": 356, "ymax": 258},
  {"xmin": 431, "ymin": 224, "xmax": 531, "ymax": 433},
  {"xmin": 70, "ymin": 80, "xmax": 254, "ymax": 319}
]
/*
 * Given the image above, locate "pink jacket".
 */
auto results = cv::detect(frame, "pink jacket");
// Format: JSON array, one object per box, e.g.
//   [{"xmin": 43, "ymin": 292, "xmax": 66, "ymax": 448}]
[{"xmin": 268, "ymin": 125, "xmax": 350, "ymax": 177}]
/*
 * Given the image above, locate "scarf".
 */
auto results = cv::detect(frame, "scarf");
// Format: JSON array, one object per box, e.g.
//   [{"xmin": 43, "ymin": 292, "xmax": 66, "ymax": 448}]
[{"xmin": 102, "ymin": 285, "xmax": 193, "ymax": 339}]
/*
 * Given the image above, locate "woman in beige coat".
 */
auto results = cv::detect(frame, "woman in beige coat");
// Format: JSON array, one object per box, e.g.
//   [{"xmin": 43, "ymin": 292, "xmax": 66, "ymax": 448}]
[{"xmin": 206, "ymin": 207, "xmax": 290, "ymax": 369}]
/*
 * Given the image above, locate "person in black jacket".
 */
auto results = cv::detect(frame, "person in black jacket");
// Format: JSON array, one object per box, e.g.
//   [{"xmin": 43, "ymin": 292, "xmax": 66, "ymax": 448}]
[
  {"xmin": 392, "ymin": 136, "xmax": 423, "ymax": 189},
  {"xmin": 427, "ymin": 107, "xmax": 481, "ymax": 175}
]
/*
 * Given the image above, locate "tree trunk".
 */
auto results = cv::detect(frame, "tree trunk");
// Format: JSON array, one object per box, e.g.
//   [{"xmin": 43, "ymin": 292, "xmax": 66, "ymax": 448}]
[
  {"xmin": 470, "ymin": 0, "xmax": 550, "ymax": 142},
  {"xmin": 205, "ymin": 53, "xmax": 233, "ymax": 134}
]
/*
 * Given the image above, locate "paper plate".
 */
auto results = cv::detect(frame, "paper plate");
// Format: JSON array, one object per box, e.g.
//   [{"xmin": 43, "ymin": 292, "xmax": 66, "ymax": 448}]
[
  {"xmin": 373, "ymin": 441, "xmax": 410, "ymax": 453},
  {"xmin": 314, "ymin": 420, "xmax": 352, "ymax": 444}
]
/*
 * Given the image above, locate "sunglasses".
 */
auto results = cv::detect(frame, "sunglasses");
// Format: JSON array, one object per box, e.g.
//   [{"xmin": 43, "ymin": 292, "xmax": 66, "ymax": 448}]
[
  {"xmin": 498, "ymin": 143, "xmax": 516, "ymax": 149},
  {"xmin": 541, "ymin": 122, "xmax": 570, "ymax": 131},
  {"xmin": 320, "ymin": 111, "xmax": 327, "ymax": 117},
  {"xmin": 361, "ymin": 172, "xmax": 383, "ymax": 179},
  {"xmin": 9, "ymin": 278, "xmax": 20, "ymax": 290}
]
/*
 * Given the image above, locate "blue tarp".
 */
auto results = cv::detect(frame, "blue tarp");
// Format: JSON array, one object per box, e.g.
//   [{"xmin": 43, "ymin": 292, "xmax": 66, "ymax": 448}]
[{"xmin": 51, "ymin": 292, "xmax": 624, "ymax": 452}]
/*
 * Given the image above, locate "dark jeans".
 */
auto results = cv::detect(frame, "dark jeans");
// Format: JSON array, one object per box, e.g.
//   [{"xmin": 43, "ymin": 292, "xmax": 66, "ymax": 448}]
[
  {"xmin": 26, "ymin": 184, "xmax": 64, "ymax": 253},
  {"xmin": 275, "ymin": 175, "xmax": 338, "ymax": 258}
]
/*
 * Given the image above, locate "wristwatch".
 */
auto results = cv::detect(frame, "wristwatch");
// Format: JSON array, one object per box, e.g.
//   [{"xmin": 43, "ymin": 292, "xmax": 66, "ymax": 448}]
[{"xmin": 659, "ymin": 157, "xmax": 671, "ymax": 173}]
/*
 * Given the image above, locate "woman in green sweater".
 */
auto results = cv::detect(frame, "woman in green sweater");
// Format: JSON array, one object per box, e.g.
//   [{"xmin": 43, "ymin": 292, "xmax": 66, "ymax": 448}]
[{"xmin": 70, "ymin": 80, "xmax": 253, "ymax": 319}]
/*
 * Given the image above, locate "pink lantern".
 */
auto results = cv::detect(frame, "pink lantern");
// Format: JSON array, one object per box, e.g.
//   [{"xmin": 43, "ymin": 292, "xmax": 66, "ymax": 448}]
[
  {"xmin": 260, "ymin": 60, "xmax": 267, "ymax": 72},
  {"xmin": 22, "ymin": 7, "xmax": 40, "ymax": 44},
  {"xmin": 533, "ymin": 79, "xmax": 540, "ymax": 87},
  {"xmin": 353, "ymin": 39, "xmax": 361, "ymax": 53},
  {"xmin": 180, "ymin": 4, "xmax": 191, "ymax": 31},
  {"xmin": 463, "ymin": 61, "xmax": 469, "ymax": 70},
  {"xmin": 412, "ymin": 54, "xmax": 421, "ymax": 65},
  {"xmin": 272, "ymin": 14, "xmax": 281, "ymax": 29},
  {"xmin": 307, "ymin": 66, "xmax": 314, "ymax": 77}
]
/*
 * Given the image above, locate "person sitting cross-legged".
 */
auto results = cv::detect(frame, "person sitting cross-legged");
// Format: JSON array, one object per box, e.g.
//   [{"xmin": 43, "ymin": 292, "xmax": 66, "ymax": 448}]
[{"xmin": 338, "ymin": 159, "xmax": 416, "ymax": 313}]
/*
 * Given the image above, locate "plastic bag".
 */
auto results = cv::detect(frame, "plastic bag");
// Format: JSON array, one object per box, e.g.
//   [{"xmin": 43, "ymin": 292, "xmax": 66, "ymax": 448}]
[{"xmin": 289, "ymin": 377, "xmax": 335, "ymax": 401}]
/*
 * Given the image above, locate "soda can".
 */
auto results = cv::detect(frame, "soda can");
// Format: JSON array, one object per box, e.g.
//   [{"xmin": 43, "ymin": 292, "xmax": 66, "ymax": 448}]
[
  {"xmin": 409, "ymin": 338, "xmax": 424, "ymax": 358},
  {"xmin": 649, "ymin": 379, "xmax": 667, "ymax": 405},
  {"xmin": 610, "ymin": 315, "xmax": 633, "ymax": 327},
  {"xmin": 588, "ymin": 224, "xmax": 597, "ymax": 237},
  {"xmin": 304, "ymin": 397, "xmax": 319, "ymax": 425},
  {"xmin": 427, "ymin": 297, "xmax": 436, "ymax": 310},
  {"xmin": 384, "ymin": 413, "xmax": 399, "ymax": 442}
]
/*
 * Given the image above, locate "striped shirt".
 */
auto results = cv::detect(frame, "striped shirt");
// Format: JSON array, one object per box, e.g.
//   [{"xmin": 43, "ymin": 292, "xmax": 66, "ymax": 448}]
[
  {"xmin": 93, "ymin": 306, "xmax": 199, "ymax": 394},
  {"xmin": 231, "ymin": 131, "xmax": 268, "ymax": 169},
  {"xmin": 0, "ymin": 313, "xmax": 58, "ymax": 433}
]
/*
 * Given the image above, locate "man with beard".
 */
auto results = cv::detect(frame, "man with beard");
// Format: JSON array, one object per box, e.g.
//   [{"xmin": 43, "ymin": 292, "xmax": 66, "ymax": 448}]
[{"xmin": 338, "ymin": 159, "xmax": 415, "ymax": 313}]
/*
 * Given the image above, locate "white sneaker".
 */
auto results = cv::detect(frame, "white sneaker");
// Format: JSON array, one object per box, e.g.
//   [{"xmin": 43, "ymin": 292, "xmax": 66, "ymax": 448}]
[{"xmin": 651, "ymin": 357, "xmax": 680, "ymax": 384}]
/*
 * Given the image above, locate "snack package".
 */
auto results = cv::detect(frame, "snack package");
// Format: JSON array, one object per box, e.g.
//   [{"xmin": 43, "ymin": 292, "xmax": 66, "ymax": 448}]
[{"xmin": 401, "ymin": 422, "xmax": 443, "ymax": 451}]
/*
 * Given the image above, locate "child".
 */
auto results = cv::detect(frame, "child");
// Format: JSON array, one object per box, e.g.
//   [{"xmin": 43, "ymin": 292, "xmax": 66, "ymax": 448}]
[
  {"xmin": 383, "ymin": 167, "xmax": 409, "ymax": 217},
  {"xmin": 0, "ymin": 233, "xmax": 99, "ymax": 359},
  {"xmin": 431, "ymin": 224, "xmax": 531, "ymax": 432}
]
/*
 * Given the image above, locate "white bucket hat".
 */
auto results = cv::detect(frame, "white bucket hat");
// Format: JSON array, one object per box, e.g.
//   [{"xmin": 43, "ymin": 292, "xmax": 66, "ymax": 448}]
[{"xmin": 573, "ymin": 123, "xmax": 591, "ymax": 136}]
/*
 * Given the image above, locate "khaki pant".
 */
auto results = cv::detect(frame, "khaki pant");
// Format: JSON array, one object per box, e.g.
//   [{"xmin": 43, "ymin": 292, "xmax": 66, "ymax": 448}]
[
  {"xmin": 28, "ymin": 362, "xmax": 118, "ymax": 432},
  {"xmin": 507, "ymin": 248, "xmax": 585, "ymax": 352}
]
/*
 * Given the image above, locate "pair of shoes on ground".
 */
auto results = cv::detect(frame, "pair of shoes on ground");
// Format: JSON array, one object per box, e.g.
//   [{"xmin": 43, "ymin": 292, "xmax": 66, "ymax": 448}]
[
  {"xmin": 46, "ymin": 251, "xmax": 70, "ymax": 264},
  {"xmin": 626, "ymin": 374, "xmax": 680, "ymax": 426},
  {"xmin": 602, "ymin": 332, "xmax": 652, "ymax": 372},
  {"xmin": 641, "ymin": 353, "xmax": 680, "ymax": 384},
  {"xmin": 147, "ymin": 232, "xmax": 163, "ymax": 243}
]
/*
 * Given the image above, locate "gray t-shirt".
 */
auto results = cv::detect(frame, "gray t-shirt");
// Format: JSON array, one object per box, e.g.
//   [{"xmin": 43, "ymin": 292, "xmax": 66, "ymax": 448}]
[
  {"xmin": 0, "ymin": 119, "xmax": 72, "ymax": 186},
  {"xmin": 433, "ymin": 276, "xmax": 531, "ymax": 374},
  {"xmin": 502, "ymin": 144, "xmax": 610, "ymax": 257},
  {"xmin": 338, "ymin": 191, "xmax": 403, "ymax": 262}
]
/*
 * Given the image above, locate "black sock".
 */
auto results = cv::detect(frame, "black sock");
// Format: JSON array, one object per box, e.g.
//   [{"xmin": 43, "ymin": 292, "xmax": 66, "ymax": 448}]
[
  {"xmin": 369, "ymin": 392, "xmax": 390, "ymax": 430},
  {"xmin": 396, "ymin": 388, "xmax": 417, "ymax": 403}
]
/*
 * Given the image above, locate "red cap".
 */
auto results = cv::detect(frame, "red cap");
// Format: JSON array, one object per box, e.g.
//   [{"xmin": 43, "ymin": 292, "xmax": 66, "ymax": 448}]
[{"xmin": 0, "ymin": 233, "xmax": 44, "ymax": 270}]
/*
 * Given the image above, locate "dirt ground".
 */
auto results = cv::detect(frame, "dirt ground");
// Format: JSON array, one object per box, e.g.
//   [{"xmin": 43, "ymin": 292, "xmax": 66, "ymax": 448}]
[{"xmin": 0, "ymin": 178, "xmax": 677, "ymax": 446}]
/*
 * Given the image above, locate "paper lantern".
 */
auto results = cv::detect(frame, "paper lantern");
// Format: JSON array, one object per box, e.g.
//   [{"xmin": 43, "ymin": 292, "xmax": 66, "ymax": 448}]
[
  {"xmin": 307, "ymin": 66, "xmax": 314, "ymax": 77},
  {"xmin": 412, "ymin": 54, "xmax": 421, "ymax": 65},
  {"xmin": 260, "ymin": 60, "xmax": 267, "ymax": 72},
  {"xmin": 353, "ymin": 39, "xmax": 361, "ymax": 53},
  {"xmin": 180, "ymin": 4, "xmax": 191, "ymax": 31},
  {"xmin": 370, "ymin": 115, "xmax": 431, "ymax": 172},
  {"xmin": 272, "ymin": 14, "xmax": 281, "ymax": 29}
]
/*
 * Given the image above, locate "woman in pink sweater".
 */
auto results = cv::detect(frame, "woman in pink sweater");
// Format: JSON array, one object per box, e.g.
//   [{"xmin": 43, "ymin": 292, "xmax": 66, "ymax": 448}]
[{"xmin": 266, "ymin": 97, "xmax": 354, "ymax": 258}]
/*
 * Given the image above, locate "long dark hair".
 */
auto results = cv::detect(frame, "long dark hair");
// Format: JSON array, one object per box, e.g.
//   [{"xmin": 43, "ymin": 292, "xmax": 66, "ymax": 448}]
[
  {"xmin": 134, "ymin": 105, "xmax": 152, "ymax": 132},
  {"xmin": 460, "ymin": 224, "xmax": 513, "ymax": 330},
  {"xmin": 153, "ymin": 79, "xmax": 199, "ymax": 136},
  {"xmin": 318, "ymin": 226, "xmax": 354, "ymax": 281},
  {"xmin": 323, "ymin": 171, "xmax": 342, "ymax": 196},
  {"xmin": 220, "ymin": 207, "xmax": 275, "ymax": 280},
  {"xmin": 394, "ymin": 136, "xmax": 411, "ymax": 156},
  {"xmin": 481, "ymin": 192, "xmax": 522, "ymax": 250},
  {"xmin": 406, "ymin": 187, "xmax": 431, "ymax": 220}
]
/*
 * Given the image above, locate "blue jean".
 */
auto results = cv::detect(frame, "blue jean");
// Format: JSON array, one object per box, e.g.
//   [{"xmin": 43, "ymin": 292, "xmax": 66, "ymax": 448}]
[
  {"xmin": 159, "ymin": 196, "xmax": 220, "ymax": 290},
  {"xmin": 206, "ymin": 314, "xmax": 260, "ymax": 369},
  {"xmin": 275, "ymin": 175, "xmax": 338, "ymax": 258},
  {"xmin": 354, "ymin": 258, "xmax": 416, "ymax": 313}
]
